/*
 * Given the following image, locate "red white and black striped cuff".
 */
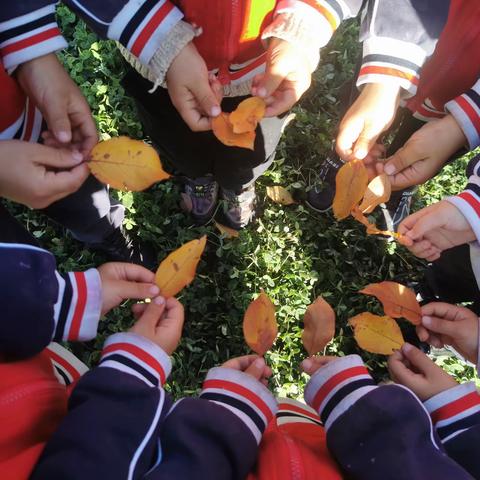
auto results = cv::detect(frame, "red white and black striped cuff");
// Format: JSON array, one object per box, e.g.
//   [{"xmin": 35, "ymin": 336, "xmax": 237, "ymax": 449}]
[
  {"xmin": 108, "ymin": 0, "xmax": 183, "ymax": 65},
  {"xmin": 46, "ymin": 342, "xmax": 89, "ymax": 386},
  {"xmin": 446, "ymin": 80, "xmax": 480, "ymax": 150},
  {"xmin": 304, "ymin": 355, "xmax": 376, "ymax": 430},
  {"xmin": 446, "ymin": 185, "xmax": 480, "ymax": 244},
  {"xmin": 358, "ymin": 37, "xmax": 426, "ymax": 97},
  {"xmin": 53, "ymin": 268, "xmax": 102, "ymax": 342},
  {"xmin": 0, "ymin": 4, "xmax": 67, "ymax": 71},
  {"xmin": 424, "ymin": 382, "xmax": 480, "ymax": 443},
  {"xmin": 100, "ymin": 332, "xmax": 172, "ymax": 387},
  {"xmin": 276, "ymin": 397, "xmax": 322, "ymax": 427},
  {"xmin": 200, "ymin": 367, "xmax": 277, "ymax": 444}
]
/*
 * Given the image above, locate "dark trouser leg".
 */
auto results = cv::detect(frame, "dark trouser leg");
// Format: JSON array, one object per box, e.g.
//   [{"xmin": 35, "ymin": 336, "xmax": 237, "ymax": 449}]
[
  {"xmin": 41, "ymin": 175, "xmax": 124, "ymax": 244},
  {"xmin": 122, "ymin": 68, "xmax": 288, "ymax": 191},
  {"xmin": 0, "ymin": 203, "xmax": 39, "ymax": 246}
]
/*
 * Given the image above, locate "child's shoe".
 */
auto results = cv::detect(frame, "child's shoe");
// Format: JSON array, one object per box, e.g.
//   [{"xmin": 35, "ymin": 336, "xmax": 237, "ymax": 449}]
[
  {"xmin": 181, "ymin": 176, "xmax": 219, "ymax": 225},
  {"xmin": 221, "ymin": 184, "xmax": 256, "ymax": 229},
  {"xmin": 377, "ymin": 188, "xmax": 416, "ymax": 232}
]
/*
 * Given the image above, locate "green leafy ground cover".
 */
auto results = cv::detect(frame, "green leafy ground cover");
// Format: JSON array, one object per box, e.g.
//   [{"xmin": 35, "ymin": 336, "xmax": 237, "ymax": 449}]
[{"xmin": 9, "ymin": 8, "xmax": 477, "ymax": 397}]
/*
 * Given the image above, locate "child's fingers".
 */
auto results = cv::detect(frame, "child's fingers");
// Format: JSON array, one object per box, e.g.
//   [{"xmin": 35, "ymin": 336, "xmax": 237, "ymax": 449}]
[
  {"xmin": 131, "ymin": 302, "xmax": 148, "ymax": 319},
  {"xmin": 387, "ymin": 349, "xmax": 415, "ymax": 384},
  {"xmin": 222, "ymin": 355, "xmax": 259, "ymax": 371},
  {"xmin": 244, "ymin": 357, "xmax": 267, "ymax": 381},
  {"xmin": 400, "ymin": 342, "xmax": 436, "ymax": 376},
  {"xmin": 136, "ymin": 297, "xmax": 166, "ymax": 326},
  {"xmin": 421, "ymin": 302, "xmax": 466, "ymax": 321},
  {"xmin": 421, "ymin": 315, "xmax": 459, "ymax": 338},
  {"xmin": 164, "ymin": 297, "xmax": 184, "ymax": 322},
  {"xmin": 416, "ymin": 325, "xmax": 430, "ymax": 342},
  {"xmin": 301, "ymin": 356, "xmax": 336, "ymax": 375},
  {"xmin": 397, "ymin": 207, "xmax": 429, "ymax": 236},
  {"xmin": 114, "ymin": 280, "xmax": 160, "ymax": 303},
  {"xmin": 408, "ymin": 239, "xmax": 435, "ymax": 257}
]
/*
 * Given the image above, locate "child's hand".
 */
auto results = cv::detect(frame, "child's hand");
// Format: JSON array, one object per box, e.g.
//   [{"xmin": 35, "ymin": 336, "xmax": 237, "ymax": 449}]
[
  {"xmin": 388, "ymin": 343, "xmax": 458, "ymax": 401},
  {"xmin": 98, "ymin": 263, "xmax": 160, "ymax": 316},
  {"xmin": 336, "ymin": 82, "xmax": 400, "ymax": 162},
  {"xmin": 16, "ymin": 53, "xmax": 98, "ymax": 158},
  {"xmin": 130, "ymin": 297, "xmax": 184, "ymax": 355},
  {"xmin": 382, "ymin": 115, "xmax": 466, "ymax": 191},
  {"xmin": 398, "ymin": 200, "xmax": 476, "ymax": 261},
  {"xmin": 166, "ymin": 42, "xmax": 221, "ymax": 132},
  {"xmin": 418, "ymin": 302, "xmax": 479, "ymax": 364},
  {"xmin": 251, "ymin": 38, "xmax": 311, "ymax": 117},
  {"xmin": 301, "ymin": 356, "xmax": 338, "ymax": 375},
  {"xmin": 0, "ymin": 140, "xmax": 89, "ymax": 209},
  {"xmin": 221, "ymin": 355, "xmax": 272, "ymax": 386}
]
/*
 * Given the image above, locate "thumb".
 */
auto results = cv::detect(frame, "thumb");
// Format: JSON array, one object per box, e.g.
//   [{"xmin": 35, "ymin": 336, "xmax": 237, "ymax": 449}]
[
  {"xmin": 37, "ymin": 146, "xmax": 84, "ymax": 168},
  {"xmin": 43, "ymin": 96, "xmax": 72, "ymax": 144},
  {"xmin": 352, "ymin": 122, "xmax": 382, "ymax": 160},
  {"xmin": 384, "ymin": 143, "xmax": 420, "ymax": 176},
  {"xmin": 44, "ymin": 163, "xmax": 89, "ymax": 198},
  {"xmin": 245, "ymin": 357, "xmax": 266, "ymax": 380},
  {"xmin": 421, "ymin": 315, "xmax": 458, "ymax": 337},
  {"xmin": 112, "ymin": 280, "xmax": 161, "ymax": 303},
  {"xmin": 135, "ymin": 297, "xmax": 166, "ymax": 328},
  {"xmin": 190, "ymin": 78, "xmax": 221, "ymax": 118},
  {"xmin": 407, "ymin": 210, "xmax": 442, "ymax": 241},
  {"xmin": 401, "ymin": 342, "xmax": 436, "ymax": 375},
  {"xmin": 252, "ymin": 56, "xmax": 288, "ymax": 99}
]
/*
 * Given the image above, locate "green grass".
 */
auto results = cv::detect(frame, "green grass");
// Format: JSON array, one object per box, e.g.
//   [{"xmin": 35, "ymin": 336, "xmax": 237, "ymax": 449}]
[{"xmin": 9, "ymin": 8, "xmax": 477, "ymax": 397}]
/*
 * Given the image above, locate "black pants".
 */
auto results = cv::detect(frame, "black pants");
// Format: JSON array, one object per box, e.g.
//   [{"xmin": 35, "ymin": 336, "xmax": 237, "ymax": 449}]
[{"xmin": 122, "ymin": 68, "xmax": 289, "ymax": 192}]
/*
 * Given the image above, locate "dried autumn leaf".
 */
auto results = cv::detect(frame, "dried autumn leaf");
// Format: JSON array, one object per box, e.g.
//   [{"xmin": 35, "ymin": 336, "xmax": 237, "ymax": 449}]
[
  {"xmin": 229, "ymin": 97, "xmax": 266, "ymax": 133},
  {"xmin": 302, "ymin": 297, "xmax": 336, "ymax": 356},
  {"xmin": 359, "ymin": 173, "xmax": 391, "ymax": 214},
  {"xmin": 155, "ymin": 236, "xmax": 207, "ymax": 298},
  {"xmin": 89, "ymin": 136, "xmax": 170, "ymax": 191},
  {"xmin": 332, "ymin": 160, "xmax": 369, "ymax": 220},
  {"xmin": 215, "ymin": 221, "xmax": 239, "ymax": 239},
  {"xmin": 360, "ymin": 281, "xmax": 421, "ymax": 325},
  {"xmin": 266, "ymin": 186, "xmax": 296, "ymax": 205},
  {"xmin": 212, "ymin": 113, "xmax": 255, "ymax": 150},
  {"xmin": 349, "ymin": 312, "xmax": 404, "ymax": 355},
  {"xmin": 243, "ymin": 291, "xmax": 278, "ymax": 355}
]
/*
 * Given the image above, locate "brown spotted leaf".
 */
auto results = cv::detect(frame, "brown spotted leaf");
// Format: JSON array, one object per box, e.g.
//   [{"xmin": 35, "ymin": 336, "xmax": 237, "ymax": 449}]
[
  {"xmin": 302, "ymin": 297, "xmax": 336, "ymax": 355},
  {"xmin": 359, "ymin": 173, "xmax": 391, "ymax": 214},
  {"xmin": 155, "ymin": 236, "xmax": 207, "ymax": 298},
  {"xmin": 229, "ymin": 97, "xmax": 266, "ymax": 134},
  {"xmin": 266, "ymin": 186, "xmax": 296, "ymax": 205},
  {"xmin": 89, "ymin": 136, "xmax": 170, "ymax": 191},
  {"xmin": 332, "ymin": 160, "xmax": 369, "ymax": 220},
  {"xmin": 243, "ymin": 291, "xmax": 278, "ymax": 355},
  {"xmin": 360, "ymin": 281, "xmax": 421, "ymax": 325},
  {"xmin": 349, "ymin": 312, "xmax": 404, "ymax": 355},
  {"xmin": 212, "ymin": 113, "xmax": 255, "ymax": 150}
]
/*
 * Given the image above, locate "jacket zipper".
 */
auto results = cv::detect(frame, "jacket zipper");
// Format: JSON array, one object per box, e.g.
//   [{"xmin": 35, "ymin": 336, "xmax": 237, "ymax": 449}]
[
  {"xmin": 219, "ymin": 0, "xmax": 242, "ymax": 84},
  {"xmin": 284, "ymin": 434, "xmax": 304, "ymax": 480}
]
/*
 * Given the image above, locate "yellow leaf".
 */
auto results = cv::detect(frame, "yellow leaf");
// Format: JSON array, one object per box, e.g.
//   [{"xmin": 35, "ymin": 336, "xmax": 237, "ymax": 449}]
[
  {"xmin": 212, "ymin": 113, "xmax": 255, "ymax": 150},
  {"xmin": 302, "ymin": 297, "xmax": 336, "ymax": 356},
  {"xmin": 89, "ymin": 136, "xmax": 170, "ymax": 191},
  {"xmin": 359, "ymin": 281, "xmax": 421, "ymax": 325},
  {"xmin": 155, "ymin": 236, "xmax": 207, "ymax": 298},
  {"xmin": 266, "ymin": 186, "xmax": 296, "ymax": 205},
  {"xmin": 332, "ymin": 160, "xmax": 369, "ymax": 220},
  {"xmin": 349, "ymin": 312, "xmax": 404, "ymax": 355},
  {"xmin": 359, "ymin": 173, "xmax": 391, "ymax": 214},
  {"xmin": 229, "ymin": 97, "xmax": 266, "ymax": 134},
  {"xmin": 243, "ymin": 291, "xmax": 278, "ymax": 355},
  {"xmin": 215, "ymin": 221, "xmax": 239, "ymax": 238}
]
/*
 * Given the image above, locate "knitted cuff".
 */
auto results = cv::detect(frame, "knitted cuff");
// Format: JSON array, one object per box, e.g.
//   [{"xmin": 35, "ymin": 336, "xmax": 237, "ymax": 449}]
[
  {"xmin": 99, "ymin": 332, "xmax": 172, "ymax": 387},
  {"xmin": 200, "ymin": 367, "xmax": 277, "ymax": 444},
  {"xmin": 445, "ymin": 194, "xmax": 480, "ymax": 244}
]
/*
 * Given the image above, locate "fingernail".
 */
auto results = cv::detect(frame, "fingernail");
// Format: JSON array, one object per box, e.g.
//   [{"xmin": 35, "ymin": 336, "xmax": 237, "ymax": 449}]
[
  {"xmin": 211, "ymin": 106, "xmax": 221, "ymax": 117},
  {"xmin": 149, "ymin": 285, "xmax": 160, "ymax": 296},
  {"xmin": 254, "ymin": 357, "xmax": 265, "ymax": 369},
  {"xmin": 153, "ymin": 296, "xmax": 165, "ymax": 305},
  {"xmin": 301, "ymin": 359, "xmax": 312, "ymax": 370},
  {"xmin": 422, "ymin": 316, "xmax": 432, "ymax": 326},
  {"xmin": 402, "ymin": 342, "xmax": 413, "ymax": 353},
  {"xmin": 384, "ymin": 164, "xmax": 395, "ymax": 175},
  {"xmin": 71, "ymin": 151, "xmax": 83, "ymax": 162},
  {"xmin": 257, "ymin": 87, "xmax": 267, "ymax": 98},
  {"xmin": 354, "ymin": 148, "xmax": 367, "ymax": 160},
  {"xmin": 57, "ymin": 131, "xmax": 70, "ymax": 143}
]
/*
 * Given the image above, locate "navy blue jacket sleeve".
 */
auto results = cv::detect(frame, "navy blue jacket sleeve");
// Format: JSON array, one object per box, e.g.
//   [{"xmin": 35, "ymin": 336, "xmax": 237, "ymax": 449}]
[
  {"xmin": 0, "ymin": 243, "xmax": 101, "ymax": 359},
  {"xmin": 304, "ymin": 355, "xmax": 474, "ymax": 480}
]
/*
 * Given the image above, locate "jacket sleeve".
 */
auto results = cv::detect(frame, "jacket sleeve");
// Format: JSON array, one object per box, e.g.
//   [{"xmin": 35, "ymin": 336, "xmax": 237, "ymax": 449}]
[
  {"xmin": 357, "ymin": 0, "xmax": 450, "ymax": 97},
  {"xmin": 31, "ymin": 332, "xmax": 173, "ymax": 480},
  {"xmin": 445, "ymin": 78, "xmax": 480, "ymax": 150},
  {"xmin": 0, "ymin": 242, "xmax": 101, "ymax": 359},
  {"xmin": 424, "ymin": 382, "xmax": 480, "ymax": 479},
  {"xmin": 145, "ymin": 367, "xmax": 278, "ymax": 480},
  {"xmin": 304, "ymin": 355, "xmax": 473, "ymax": 480}
]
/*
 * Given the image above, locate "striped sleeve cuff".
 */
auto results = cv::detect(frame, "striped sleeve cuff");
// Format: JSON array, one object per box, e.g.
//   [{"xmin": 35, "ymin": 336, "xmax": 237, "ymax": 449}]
[
  {"xmin": 446, "ymin": 187, "xmax": 480, "ymax": 244},
  {"xmin": 53, "ymin": 268, "xmax": 102, "ymax": 343},
  {"xmin": 0, "ymin": 4, "xmax": 67, "ymax": 71},
  {"xmin": 358, "ymin": 37, "xmax": 427, "ymax": 97},
  {"xmin": 99, "ymin": 332, "xmax": 172, "ymax": 387},
  {"xmin": 200, "ymin": 367, "xmax": 277, "ymax": 444},
  {"xmin": 424, "ymin": 382, "xmax": 480, "ymax": 444},
  {"xmin": 107, "ymin": 0, "xmax": 183, "ymax": 65},
  {"xmin": 446, "ymin": 81, "xmax": 480, "ymax": 150},
  {"xmin": 304, "ymin": 355, "xmax": 376, "ymax": 430}
]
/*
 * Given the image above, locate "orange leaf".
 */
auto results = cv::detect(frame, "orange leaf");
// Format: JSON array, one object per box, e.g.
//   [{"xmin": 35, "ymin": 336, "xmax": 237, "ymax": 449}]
[
  {"xmin": 349, "ymin": 312, "xmax": 404, "ymax": 355},
  {"xmin": 302, "ymin": 297, "xmax": 335, "ymax": 355},
  {"xmin": 229, "ymin": 97, "xmax": 266, "ymax": 134},
  {"xmin": 215, "ymin": 221, "xmax": 239, "ymax": 238},
  {"xmin": 266, "ymin": 186, "xmax": 296, "ymax": 205},
  {"xmin": 358, "ymin": 173, "xmax": 391, "ymax": 214},
  {"xmin": 243, "ymin": 291, "xmax": 278, "ymax": 355},
  {"xmin": 212, "ymin": 113, "xmax": 255, "ymax": 150},
  {"xmin": 89, "ymin": 136, "xmax": 170, "ymax": 191},
  {"xmin": 155, "ymin": 236, "xmax": 207, "ymax": 297},
  {"xmin": 360, "ymin": 281, "xmax": 421, "ymax": 325},
  {"xmin": 332, "ymin": 160, "xmax": 369, "ymax": 220}
]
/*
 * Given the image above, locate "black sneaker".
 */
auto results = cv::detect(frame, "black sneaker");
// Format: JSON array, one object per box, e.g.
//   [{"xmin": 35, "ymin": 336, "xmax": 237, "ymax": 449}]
[
  {"xmin": 180, "ymin": 176, "xmax": 219, "ymax": 225},
  {"xmin": 220, "ymin": 184, "xmax": 256, "ymax": 229},
  {"xmin": 305, "ymin": 155, "xmax": 343, "ymax": 212},
  {"xmin": 89, "ymin": 228, "xmax": 157, "ymax": 271},
  {"xmin": 377, "ymin": 187, "xmax": 416, "ymax": 232}
]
